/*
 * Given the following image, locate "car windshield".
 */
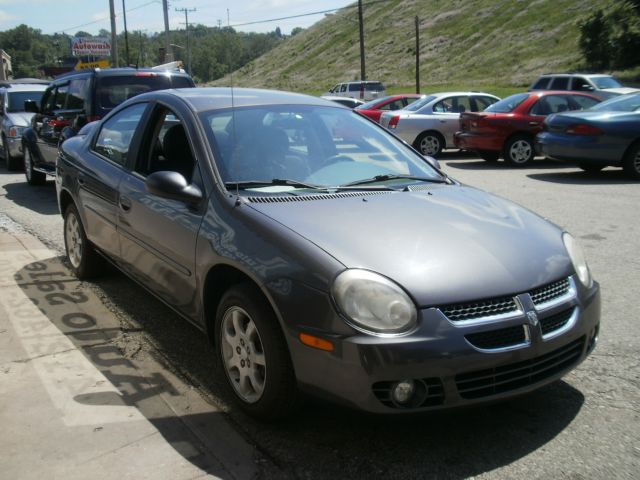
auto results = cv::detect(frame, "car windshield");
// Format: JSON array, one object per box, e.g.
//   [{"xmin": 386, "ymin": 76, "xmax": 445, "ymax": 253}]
[
  {"xmin": 591, "ymin": 76, "xmax": 623, "ymax": 89},
  {"xmin": 357, "ymin": 97, "xmax": 392, "ymax": 110},
  {"xmin": 404, "ymin": 95, "xmax": 436, "ymax": 112},
  {"xmin": 485, "ymin": 93, "xmax": 529, "ymax": 113},
  {"xmin": 590, "ymin": 93, "xmax": 640, "ymax": 112},
  {"xmin": 7, "ymin": 91, "xmax": 45, "ymax": 112},
  {"xmin": 200, "ymin": 104, "xmax": 445, "ymax": 191}
]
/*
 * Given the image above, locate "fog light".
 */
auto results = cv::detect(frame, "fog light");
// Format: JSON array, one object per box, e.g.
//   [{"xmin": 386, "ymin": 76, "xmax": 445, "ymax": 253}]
[{"xmin": 392, "ymin": 380, "xmax": 415, "ymax": 404}]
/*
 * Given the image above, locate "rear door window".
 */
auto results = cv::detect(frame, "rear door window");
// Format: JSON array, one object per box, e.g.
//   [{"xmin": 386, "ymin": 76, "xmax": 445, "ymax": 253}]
[
  {"xmin": 531, "ymin": 77, "xmax": 551, "ymax": 89},
  {"xmin": 96, "ymin": 75, "xmax": 172, "ymax": 111},
  {"xmin": 67, "ymin": 78, "xmax": 89, "ymax": 110},
  {"xmin": 549, "ymin": 77, "xmax": 570, "ymax": 90}
]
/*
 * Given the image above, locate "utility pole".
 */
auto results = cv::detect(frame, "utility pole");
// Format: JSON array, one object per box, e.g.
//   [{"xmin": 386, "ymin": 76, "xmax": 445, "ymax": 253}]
[
  {"xmin": 109, "ymin": 0, "xmax": 119, "ymax": 67},
  {"xmin": 357, "ymin": 0, "xmax": 366, "ymax": 81},
  {"xmin": 162, "ymin": 0, "xmax": 173, "ymax": 62},
  {"xmin": 176, "ymin": 6, "xmax": 196, "ymax": 74},
  {"xmin": 122, "ymin": 0, "xmax": 130, "ymax": 66},
  {"xmin": 415, "ymin": 16, "xmax": 420, "ymax": 94}
]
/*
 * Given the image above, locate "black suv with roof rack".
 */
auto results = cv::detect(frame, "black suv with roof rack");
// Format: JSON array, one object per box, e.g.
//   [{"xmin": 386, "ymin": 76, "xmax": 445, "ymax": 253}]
[{"xmin": 21, "ymin": 67, "xmax": 195, "ymax": 185}]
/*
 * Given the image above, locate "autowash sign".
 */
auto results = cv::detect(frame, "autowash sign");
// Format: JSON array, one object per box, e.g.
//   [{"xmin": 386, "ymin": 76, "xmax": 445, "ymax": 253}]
[{"xmin": 71, "ymin": 37, "xmax": 111, "ymax": 57}]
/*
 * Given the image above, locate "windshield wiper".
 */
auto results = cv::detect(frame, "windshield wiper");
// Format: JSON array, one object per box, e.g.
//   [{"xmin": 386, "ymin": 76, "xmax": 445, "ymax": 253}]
[
  {"xmin": 342, "ymin": 174, "xmax": 447, "ymax": 187},
  {"xmin": 225, "ymin": 179, "xmax": 325, "ymax": 190}
]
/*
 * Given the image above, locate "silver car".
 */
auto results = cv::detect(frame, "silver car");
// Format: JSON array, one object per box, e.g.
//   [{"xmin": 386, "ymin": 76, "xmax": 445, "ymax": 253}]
[
  {"xmin": 380, "ymin": 92, "xmax": 499, "ymax": 157},
  {"xmin": 0, "ymin": 82, "xmax": 47, "ymax": 170}
]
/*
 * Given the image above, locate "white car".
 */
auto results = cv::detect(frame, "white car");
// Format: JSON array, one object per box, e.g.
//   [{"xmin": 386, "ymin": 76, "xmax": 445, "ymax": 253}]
[
  {"xmin": 379, "ymin": 92, "xmax": 500, "ymax": 157},
  {"xmin": 324, "ymin": 81, "xmax": 386, "ymax": 102}
]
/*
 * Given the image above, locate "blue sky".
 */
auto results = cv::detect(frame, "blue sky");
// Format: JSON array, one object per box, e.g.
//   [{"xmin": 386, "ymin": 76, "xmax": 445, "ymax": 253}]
[{"xmin": 0, "ymin": 0, "xmax": 354, "ymax": 36}]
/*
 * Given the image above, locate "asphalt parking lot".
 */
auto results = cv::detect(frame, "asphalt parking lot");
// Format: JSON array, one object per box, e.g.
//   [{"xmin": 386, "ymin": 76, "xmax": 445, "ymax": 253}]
[{"xmin": 0, "ymin": 152, "xmax": 638, "ymax": 479}]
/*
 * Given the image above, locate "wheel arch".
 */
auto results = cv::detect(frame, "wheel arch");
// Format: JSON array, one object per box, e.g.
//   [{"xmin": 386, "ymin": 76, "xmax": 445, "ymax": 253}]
[
  {"xmin": 621, "ymin": 137, "xmax": 640, "ymax": 164},
  {"xmin": 202, "ymin": 264, "xmax": 280, "ymax": 345},
  {"xmin": 413, "ymin": 129, "xmax": 445, "ymax": 148},
  {"xmin": 58, "ymin": 189, "xmax": 75, "ymax": 219}
]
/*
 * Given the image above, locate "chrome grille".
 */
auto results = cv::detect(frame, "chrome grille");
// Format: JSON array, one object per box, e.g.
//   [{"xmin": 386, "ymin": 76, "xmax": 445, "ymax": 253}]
[
  {"xmin": 465, "ymin": 325, "xmax": 527, "ymax": 350},
  {"xmin": 440, "ymin": 296, "xmax": 518, "ymax": 321},
  {"xmin": 455, "ymin": 337, "xmax": 584, "ymax": 399},
  {"xmin": 540, "ymin": 307, "xmax": 575, "ymax": 336},
  {"xmin": 530, "ymin": 278, "xmax": 570, "ymax": 306}
]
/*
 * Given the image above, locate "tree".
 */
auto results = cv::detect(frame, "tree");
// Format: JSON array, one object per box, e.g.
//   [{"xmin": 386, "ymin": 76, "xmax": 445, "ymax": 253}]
[{"xmin": 578, "ymin": 10, "xmax": 611, "ymax": 70}]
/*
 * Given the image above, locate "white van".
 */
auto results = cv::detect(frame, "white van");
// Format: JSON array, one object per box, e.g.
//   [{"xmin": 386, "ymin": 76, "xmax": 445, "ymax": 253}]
[{"xmin": 325, "ymin": 81, "xmax": 386, "ymax": 101}]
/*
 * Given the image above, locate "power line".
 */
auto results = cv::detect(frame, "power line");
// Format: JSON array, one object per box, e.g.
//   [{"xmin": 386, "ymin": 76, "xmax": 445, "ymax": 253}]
[{"xmin": 58, "ymin": 0, "xmax": 159, "ymax": 34}]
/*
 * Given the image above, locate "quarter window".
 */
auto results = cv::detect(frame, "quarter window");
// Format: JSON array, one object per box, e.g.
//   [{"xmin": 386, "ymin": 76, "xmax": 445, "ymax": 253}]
[{"xmin": 94, "ymin": 103, "xmax": 147, "ymax": 166}]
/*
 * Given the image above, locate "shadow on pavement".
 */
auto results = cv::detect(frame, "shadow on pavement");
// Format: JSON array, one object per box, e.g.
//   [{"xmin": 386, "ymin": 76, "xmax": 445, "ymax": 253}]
[
  {"xmin": 443, "ymin": 157, "xmax": 567, "ymax": 171},
  {"xmin": 15, "ymin": 256, "xmax": 587, "ymax": 479},
  {"xmin": 528, "ymin": 168, "xmax": 638, "ymax": 185},
  {"xmin": 3, "ymin": 179, "xmax": 58, "ymax": 215}
]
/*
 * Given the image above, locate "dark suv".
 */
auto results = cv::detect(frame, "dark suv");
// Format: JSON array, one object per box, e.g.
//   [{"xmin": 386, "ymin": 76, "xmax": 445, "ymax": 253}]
[{"xmin": 22, "ymin": 67, "xmax": 194, "ymax": 185}]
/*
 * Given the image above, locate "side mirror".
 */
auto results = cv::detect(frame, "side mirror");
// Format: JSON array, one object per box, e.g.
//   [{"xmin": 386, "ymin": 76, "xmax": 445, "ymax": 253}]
[
  {"xmin": 145, "ymin": 171, "xmax": 203, "ymax": 205},
  {"xmin": 424, "ymin": 155, "xmax": 441, "ymax": 170},
  {"xmin": 24, "ymin": 100, "xmax": 39, "ymax": 113}
]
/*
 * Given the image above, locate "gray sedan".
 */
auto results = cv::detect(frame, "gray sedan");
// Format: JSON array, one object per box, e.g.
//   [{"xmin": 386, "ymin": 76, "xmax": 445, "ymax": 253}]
[{"xmin": 56, "ymin": 87, "xmax": 600, "ymax": 419}]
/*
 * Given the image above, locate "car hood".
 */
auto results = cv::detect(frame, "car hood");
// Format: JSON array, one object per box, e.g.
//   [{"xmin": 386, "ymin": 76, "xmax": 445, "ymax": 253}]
[
  {"xmin": 247, "ymin": 185, "xmax": 571, "ymax": 307},
  {"xmin": 3, "ymin": 111, "xmax": 34, "ymax": 127},
  {"xmin": 602, "ymin": 87, "xmax": 639, "ymax": 95}
]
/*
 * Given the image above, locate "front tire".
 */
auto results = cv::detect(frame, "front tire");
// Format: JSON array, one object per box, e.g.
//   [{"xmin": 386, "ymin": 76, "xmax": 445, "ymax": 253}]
[
  {"xmin": 24, "ymin": 144, "xmax": 46, "ymax": 185},
  {"xmin": 4, "ymin": 138, "xmax": 22, "ymax": 171},
  {"xmin": 503, "ymin": 135, "xmax": 535, "ymax": 166},
  {"xmin": 216, "ymin": 284, "xmax": 298, "ymax": 420},
  {"xmin": 64, "ymin": 203, "xmax": 103, "ymax": 279},
  {"xmin": 622, "ymin": 141, "xmax": 640, "ymax": 180},
  {"xmin": 414, "ymin": 131, "xmax": 444, "ymax": 157}
]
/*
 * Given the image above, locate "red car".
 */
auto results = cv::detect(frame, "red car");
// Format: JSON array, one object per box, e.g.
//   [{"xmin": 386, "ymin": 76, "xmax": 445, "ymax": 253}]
[
  {"xmin": 454, "ymin": 91, "xmax": 601, "ymax": 165},
  {"xmin": 355, "ymin": 94, "xmax": 423, "ymax": 123}
]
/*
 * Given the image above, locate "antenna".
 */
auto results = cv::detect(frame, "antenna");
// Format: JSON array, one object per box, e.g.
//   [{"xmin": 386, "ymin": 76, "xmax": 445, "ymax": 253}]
[{"xmin": 228, "ymin": 8, "xmax": 240, "ymax": 205}]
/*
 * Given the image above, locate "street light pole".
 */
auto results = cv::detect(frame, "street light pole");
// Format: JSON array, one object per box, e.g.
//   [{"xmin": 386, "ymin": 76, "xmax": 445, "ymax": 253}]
[{"xmin": 162, "ymin": 0, "xmax": 173, "ymax": 62}]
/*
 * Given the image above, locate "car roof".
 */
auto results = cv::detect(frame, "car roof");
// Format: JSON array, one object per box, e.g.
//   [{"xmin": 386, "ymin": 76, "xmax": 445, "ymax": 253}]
[
  {"xmin": 538, "ymin": 73, "xmax": 613, "ymax": 78},
  {"xmin": 54, "ymin": 67, "xmax": 191, "ymax": 80},
  {"xmin": 430, "ymin": 91, "xmax": 499, "ymax": 98},
  {"xmin": 0, "ymin": 84, "xmax": 48, "ymax": 93},
  {"xmin": 141, "ymin": 87, "xmax": 339, "ymax": 112}
]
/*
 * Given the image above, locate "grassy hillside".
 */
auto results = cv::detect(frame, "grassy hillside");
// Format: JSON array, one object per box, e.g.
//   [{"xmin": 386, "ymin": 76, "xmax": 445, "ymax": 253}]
[{"xmin": 210, "ymin": 0, "xmax": 620, "ymax": 96}]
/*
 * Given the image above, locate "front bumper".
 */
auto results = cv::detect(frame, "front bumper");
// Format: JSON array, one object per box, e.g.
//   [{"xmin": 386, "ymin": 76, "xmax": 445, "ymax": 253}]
[{"xmin": 287, "ymin": 276, "xmax": 600, "ymax": 413}]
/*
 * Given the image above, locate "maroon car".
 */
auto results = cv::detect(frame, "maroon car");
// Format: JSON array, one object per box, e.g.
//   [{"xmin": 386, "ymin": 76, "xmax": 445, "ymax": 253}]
[
  {"xmin": 355, "ymin": 94, "xmax": 423, "ymax": 123},
  {"xmin": 454, "ymin": 91, "xmax": 601, "ymax": 165}
]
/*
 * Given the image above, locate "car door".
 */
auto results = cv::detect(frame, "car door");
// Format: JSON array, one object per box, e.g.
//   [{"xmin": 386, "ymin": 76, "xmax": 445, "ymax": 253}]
[
  {"xmin": 77, "ymin": 102, "xmax": 150, "ymax": 259},
  {"xmin": 431, "ymin": 95, "xmax": 472, "ymax": 145},
  {"xmin": 117, "ymin": 103, "xmax": 205, "ymax": 315},
  {"xmin": 31, "ymin": 83, "xmax": 65, "ymax": 166}
]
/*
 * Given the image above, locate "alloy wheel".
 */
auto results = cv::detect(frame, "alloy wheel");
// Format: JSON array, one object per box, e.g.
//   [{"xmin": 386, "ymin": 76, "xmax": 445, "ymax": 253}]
[
  {"xmin": 508, "ymin": 139, "xmax": 532, "ymax": 164},
  {"xmin": 65, "ymin": 211, "xmax": 83, "ymax": 269},
  {"xmin": 419, "ymin": 135, "xmax": 441, "ymax": 156},
  {"xmin": 220, "ymin": 306, "xmax": 267, "ymax": 403}
]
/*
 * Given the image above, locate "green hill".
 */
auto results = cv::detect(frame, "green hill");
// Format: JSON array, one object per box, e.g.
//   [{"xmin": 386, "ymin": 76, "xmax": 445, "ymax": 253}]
[{"xmin": 210, "ymin": 0, "xmax": 620, "ymax": 96}]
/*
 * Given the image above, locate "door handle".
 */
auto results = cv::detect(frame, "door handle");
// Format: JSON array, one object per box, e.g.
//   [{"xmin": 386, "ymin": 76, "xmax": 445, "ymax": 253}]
[
  {"xmin": 119, "ymin": 196, "xmax": 132, "ymax": 211},
  {"xmin": 529, "ymin": 121, "xmax": 540, "ymax": 126}
]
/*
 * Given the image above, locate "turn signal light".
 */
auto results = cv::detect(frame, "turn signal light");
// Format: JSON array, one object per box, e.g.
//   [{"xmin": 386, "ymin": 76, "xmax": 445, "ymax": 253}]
[
  {"xmin": 299, "ymin": 333, "xmax": 334, "ymax": 352},
  {"xmin": 565, "ymin": 124, "xmax": 602, "ymax": 135}
]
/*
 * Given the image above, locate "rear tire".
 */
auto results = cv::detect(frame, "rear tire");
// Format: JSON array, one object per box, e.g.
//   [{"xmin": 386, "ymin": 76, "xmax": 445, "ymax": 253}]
[
  {"xmin": 64, "ymin": 203, "xmax": 104, "ymax": 279},
  {"xmin": 414, "ymin": 131, "xmax": 444, "ymax": 157},
  {"xmin": 503, "ymin": 135, "xmax": 534, "ymax": 166},
  {"xmin": 622, "ymin": 141, "xmax": 640, "ymax": 180},
  {"xmin": 24, "ymin": 144, "xmax": 46, "ymax": 185},
  {"xmin": 478, "ymin": 150, "xmax": 499, "ymax": 162},
  {"xmin": 215, "ymin": 283, "xmax": 299, "ymax": 420}
]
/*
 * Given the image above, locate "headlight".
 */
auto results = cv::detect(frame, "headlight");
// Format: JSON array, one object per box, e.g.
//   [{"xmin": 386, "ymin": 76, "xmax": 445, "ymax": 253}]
[
  {"xmin": 332, "ymin": 269, "xmax": 417, "ymax": 334},
  {"xmin": 563, "ymin": 232, "xmax": 592, "ymax": 288},
  {"xmin": 7, "ymin": 126, "xmax": 24, "ymax": 138}
]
